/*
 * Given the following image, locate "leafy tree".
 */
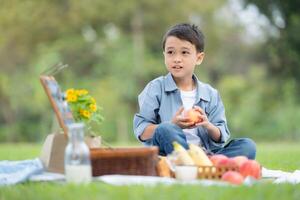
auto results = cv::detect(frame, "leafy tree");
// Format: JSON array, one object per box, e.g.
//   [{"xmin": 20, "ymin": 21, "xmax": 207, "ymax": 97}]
[{"xmin": 244, "ymin": 0, "xmax": 300, "ymax": 96}]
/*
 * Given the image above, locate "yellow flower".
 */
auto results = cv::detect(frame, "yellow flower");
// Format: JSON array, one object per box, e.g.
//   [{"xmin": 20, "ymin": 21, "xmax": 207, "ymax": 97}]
[
  {"xmin": 66, "ymin": 88, "xmax": 75, "ymax": 97},
  {"xmin": 81, "ymin": 110, "xmax": 91, "ymax": 119},
  {"xmin": 89, "ymin": 104, "xmax": 97, "ymax": 112},
  {"xmin": 66, "ymin": 94, "xmax": 78, "ymax": 102},
  {"xmin": 84, "ymin": 110, "xmax": 91, "ymax": 119}
]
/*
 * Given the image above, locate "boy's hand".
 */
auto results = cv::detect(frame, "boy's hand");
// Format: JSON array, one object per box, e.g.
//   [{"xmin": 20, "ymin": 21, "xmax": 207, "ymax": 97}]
[
  {"xmin": 171, "ymin": 106, "xmax": 195, "ymax": 129},
  {"xmin": 193, "ymin": 106, "xmax": 221, "ymax": 142},
  {"xmin": 193, "ymin": 106, "xmax": 210, "ymax": 129}
]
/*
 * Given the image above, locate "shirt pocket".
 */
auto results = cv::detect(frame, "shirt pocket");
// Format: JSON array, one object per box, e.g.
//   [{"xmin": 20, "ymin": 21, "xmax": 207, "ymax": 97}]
[{"xmin": 195, "ymin": 101, "xmax": 210, "ymax": 116}]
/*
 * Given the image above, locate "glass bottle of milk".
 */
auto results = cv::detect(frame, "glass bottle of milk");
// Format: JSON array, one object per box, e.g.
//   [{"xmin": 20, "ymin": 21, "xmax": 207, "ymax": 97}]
[{"xmin": 65, "ymin": 123, "xmax": 92, "ymax": 184}]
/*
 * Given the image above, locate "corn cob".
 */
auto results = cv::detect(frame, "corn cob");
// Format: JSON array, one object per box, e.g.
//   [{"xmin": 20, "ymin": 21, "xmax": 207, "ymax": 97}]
[
  {"xmin": 188, "ymin": 144, "xmax": 213, "ymax": 166},
  {"xmin": 172, "ymin": 141, "xmax": 195, "ymax": 166}
]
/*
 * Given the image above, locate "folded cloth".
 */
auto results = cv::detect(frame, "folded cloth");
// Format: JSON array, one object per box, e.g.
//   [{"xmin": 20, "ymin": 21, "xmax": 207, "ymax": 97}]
[
  {"xmin": 274, "ymin": 170, "xmax": 300, "ymax": 184},
  {"xmin": 262, "ymin": 167, "xmax": 300, "ymax": 184},
  {"xmin": 262, "ymin": 167, "xmax": 292, "ymax": 178},
  {"xmin": 0, "ymin": 158, "xmax": 44, "ymax": 186}
]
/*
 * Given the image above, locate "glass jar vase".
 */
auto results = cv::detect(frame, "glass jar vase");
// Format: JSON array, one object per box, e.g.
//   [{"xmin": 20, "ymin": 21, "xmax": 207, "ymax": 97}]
[{"xmin": 64, "ymin": 123, "xmax": 92, "ymax": 184}]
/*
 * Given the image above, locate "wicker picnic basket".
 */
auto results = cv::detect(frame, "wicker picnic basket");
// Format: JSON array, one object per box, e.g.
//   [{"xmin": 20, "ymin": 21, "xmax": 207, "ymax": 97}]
[
  {"xmin": 155, "ymin": 157, "xmax": 239, "ymax": 179},
  {"xmin": 90, "ymin": 147, "xmax": 159, "ymax": 176},
  {"xmin": 197, "ymin": 166, "xmax": 239, "ymax": 179}
]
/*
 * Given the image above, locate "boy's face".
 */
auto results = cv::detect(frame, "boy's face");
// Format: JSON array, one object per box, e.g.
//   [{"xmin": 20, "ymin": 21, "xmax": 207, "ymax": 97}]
[{"xmin": 163, "ymin": 36, "xmax": 204, "ymax": 80}]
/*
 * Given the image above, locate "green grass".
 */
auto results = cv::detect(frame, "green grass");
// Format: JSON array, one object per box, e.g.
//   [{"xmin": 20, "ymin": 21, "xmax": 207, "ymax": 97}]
[
  {"xmin": 0, "ymin": 142, "xmax": 300, "ymax": 200},
  {"xmin": 256, "ymin": 142, "xmax": 300, "ymax": 171},
  {"xmin": 0, "ymin": 143, "xmax": 41, "ymax": 160}
]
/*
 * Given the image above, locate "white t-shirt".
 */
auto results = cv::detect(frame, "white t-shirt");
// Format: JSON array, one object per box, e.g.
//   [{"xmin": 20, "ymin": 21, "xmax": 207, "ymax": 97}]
[{"xmin": 180, "ymin": 89, "xmax": 201, "ymax": 145}]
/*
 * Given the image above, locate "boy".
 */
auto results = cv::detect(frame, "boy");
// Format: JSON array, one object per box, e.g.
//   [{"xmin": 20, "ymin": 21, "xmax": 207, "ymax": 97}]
[{"xmin": 133, "ymin": 23, "xmax": 256, "ymax": 159}]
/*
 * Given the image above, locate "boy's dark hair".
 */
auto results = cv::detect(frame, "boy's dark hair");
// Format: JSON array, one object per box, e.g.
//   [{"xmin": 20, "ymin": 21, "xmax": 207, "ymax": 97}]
[{"xmin": 162, "ymin": 23, "xmax": 205, "ymax": 53}]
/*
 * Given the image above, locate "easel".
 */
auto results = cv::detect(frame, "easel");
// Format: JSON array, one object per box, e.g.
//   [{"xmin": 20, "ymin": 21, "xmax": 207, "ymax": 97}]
[{"xmin": 39, "ymin": 63, "xmax": 71, "ymax": 173}]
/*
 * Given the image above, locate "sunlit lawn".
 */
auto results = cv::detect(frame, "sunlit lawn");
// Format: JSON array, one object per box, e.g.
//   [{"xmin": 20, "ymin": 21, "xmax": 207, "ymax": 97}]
[{"xmin": 0, "ymin": 142, "xmax": 299, "ymax": 200}]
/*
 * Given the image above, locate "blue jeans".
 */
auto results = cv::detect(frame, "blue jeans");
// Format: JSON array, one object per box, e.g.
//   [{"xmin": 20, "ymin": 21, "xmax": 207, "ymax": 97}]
[{"xmin": 151, "ymin": 123, "xmax": 256, "ymax": 159}]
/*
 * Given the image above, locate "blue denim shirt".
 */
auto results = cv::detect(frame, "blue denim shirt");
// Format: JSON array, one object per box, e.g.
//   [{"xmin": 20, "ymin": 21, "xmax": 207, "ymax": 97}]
[{"xmin": 133, "ymin": 73, "xmax": 230, "ymax": 151}]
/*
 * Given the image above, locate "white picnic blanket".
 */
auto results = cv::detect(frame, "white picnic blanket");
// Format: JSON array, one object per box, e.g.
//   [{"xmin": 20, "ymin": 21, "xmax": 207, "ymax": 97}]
[
  {"xmin": 1, "ymin": 158, "xmax": 300, "ymax": 186},
  {"xmin": 95, "ymin": 175, "xmax": 228, "ymax": 186},
  {"xmin": 92, "ymin": 168, "xmax": 300, "ymax": 186}
]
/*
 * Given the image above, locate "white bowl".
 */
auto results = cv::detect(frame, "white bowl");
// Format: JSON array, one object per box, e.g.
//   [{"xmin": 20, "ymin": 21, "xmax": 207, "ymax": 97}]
[{"xmin": 175, "ymin": 165, "xmax": 198, "ymax": 181}]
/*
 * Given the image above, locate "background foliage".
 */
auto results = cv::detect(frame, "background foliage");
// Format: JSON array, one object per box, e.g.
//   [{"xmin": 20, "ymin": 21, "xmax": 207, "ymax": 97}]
[{"xmin": 0, "ymin": 0, "xmax": 299, "ymax": 143}]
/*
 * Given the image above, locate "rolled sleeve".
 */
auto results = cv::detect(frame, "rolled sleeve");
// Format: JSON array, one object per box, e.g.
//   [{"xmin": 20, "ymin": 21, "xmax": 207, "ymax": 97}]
[
  {"xmin": 207, "ymin": 91, "xmax": 230, "ymax": 149},
  {"xmin": 133, "ymin": 82, "xmax": 161, "ymax": 143},
  {"xmin": 133, "ymin": 115, "xmax": 152, "ymax": 142}
]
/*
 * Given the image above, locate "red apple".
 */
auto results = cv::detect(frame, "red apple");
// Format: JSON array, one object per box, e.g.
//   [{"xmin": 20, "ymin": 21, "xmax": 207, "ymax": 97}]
[
  {"xmin": 226, "ymin": 158, "xmax": 239, "ymax": 168},
  {"xmin": 185, "ymin": 109, "xmax": 202, "ymax": 124},
  {"xmin": 239, "ymin": 160, "xmax": 261, "ymax": 179},
  {"xmin": 232, "ymin": 156, "xmax": 248, "ymax": 168},
  {"xmin": 210, "ymin": 154, "xmax": 229, "ymax": 167},
  {"xmin": 215, "ymin": 158, "xmax": 238, "ymax": 168},
  {"xmin": 221, "ymin": 171, "xmax": 244, "ymax": 185}
]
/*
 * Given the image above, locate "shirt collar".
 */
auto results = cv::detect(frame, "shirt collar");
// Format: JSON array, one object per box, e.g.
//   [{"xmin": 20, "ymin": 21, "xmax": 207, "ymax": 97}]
[
  {"xmin": 195, "ymin": 76, "xmax": 211, "ymax": 102},
  {"xmin": 164, "ymin": 73, "xmax": 178, "ymax": 92},
  {"xmin": 164, "ymin": 73, "xmax": 211, "ymax": 102}
]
